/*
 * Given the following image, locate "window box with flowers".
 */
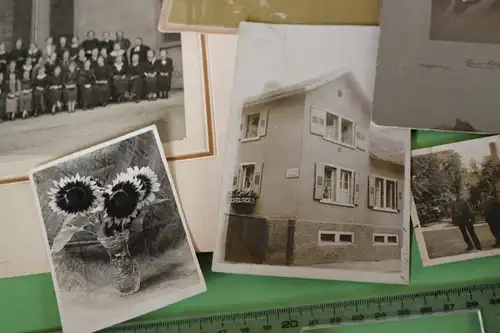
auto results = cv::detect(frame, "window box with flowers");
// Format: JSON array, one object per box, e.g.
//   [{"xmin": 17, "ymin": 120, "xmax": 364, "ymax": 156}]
[
  {"xmin": 229, "ymin": 189, "xmax": 259, "ymax": 214},
  {"xmin": 229, "ymin": 162, "xmax": 263, "ymax": 214}
]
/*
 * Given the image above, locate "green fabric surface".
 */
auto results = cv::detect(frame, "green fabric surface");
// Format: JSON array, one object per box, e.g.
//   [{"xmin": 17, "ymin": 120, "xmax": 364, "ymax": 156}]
[{"xmin": 1, "ymin": 130, "xmax": 499, "ymax": 333}]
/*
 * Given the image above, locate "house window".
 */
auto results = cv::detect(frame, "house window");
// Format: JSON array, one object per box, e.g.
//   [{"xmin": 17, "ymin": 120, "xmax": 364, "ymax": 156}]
[
  {"xmin": 318, "ymin": 231, "xmax": 354, "ymax": 246},
  {"xmin": 321, "ymin": 165, "xmax": 354, "ymax": 206},
  {"xmin": 374, "ymin": 177, "xmax": 397, "ymax": 210},
  {"xmin": 233, "ymin": 162, "xmax": 264, "ymax": 197},
  {"xmin": 311, "ymin": 107, "xmax": 356, "ymax": 148},
  {"xmin": 240, "ymin": 164, "xmax": 255, "ymax": 191},
  {"xmin": 341, "ymin": 118, "xmax": 354, "ymax": 145},
  {"xmin": 244, "ymin": 113, "xmax": 260, "ymax": 139},
  {"xmin": 373, "ymin": 233, "xmax": 399, "ymax": 245},
  {"xmin": 325, "ymin": 113, "xmax": 339, "ymax": 141}
]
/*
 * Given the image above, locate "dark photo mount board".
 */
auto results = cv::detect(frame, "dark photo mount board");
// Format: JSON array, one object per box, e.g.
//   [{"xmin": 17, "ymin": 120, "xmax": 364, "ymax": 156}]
[{"xmin": 372, "ymin": 0, "xmax": 500, "ymax": 133}]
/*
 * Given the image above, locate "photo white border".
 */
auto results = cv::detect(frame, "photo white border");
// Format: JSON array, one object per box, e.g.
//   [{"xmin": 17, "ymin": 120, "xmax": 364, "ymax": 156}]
[
  {"xmin": 212, "ymin": 119, "xmax": 411, "ymax": 284},
  {"xmin": 211, "ymin": 23, "xmax": 410, "ymax": 285},
  {"xmin": 0, "ymin": 32, "xmax": 215, "ymax": 182},
  {"xmin": 28, "ymin": 125, "xmax": 206, "ymax": 333},
  {"xmin": 411, "ymin": 135, "xmax": 500, "ymax": 267}
]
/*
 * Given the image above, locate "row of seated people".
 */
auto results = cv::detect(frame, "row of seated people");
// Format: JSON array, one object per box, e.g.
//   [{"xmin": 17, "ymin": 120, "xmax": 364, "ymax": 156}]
[{"xmin": 0, "ymin": 49, "xmax": 174, "ymax": 121}]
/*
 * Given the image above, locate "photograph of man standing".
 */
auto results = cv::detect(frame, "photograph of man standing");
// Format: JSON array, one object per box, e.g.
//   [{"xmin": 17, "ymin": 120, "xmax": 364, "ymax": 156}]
[
  {"xmin": 483, "ymin": 189, "xmax": 500, "ymax": 248},
  {"xmin": 451, "ymin": 192, "xmax": 482, "ymax": 251}
]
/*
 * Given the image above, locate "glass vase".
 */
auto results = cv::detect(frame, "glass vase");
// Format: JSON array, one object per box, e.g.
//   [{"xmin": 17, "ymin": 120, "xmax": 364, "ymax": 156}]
[{"xmin": 98, "ymin": 229, "xmax": 140, "ymax": 296}]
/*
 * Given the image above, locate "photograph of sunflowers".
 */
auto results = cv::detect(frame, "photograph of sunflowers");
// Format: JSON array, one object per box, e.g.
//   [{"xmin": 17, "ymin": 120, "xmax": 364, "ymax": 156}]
[{"xmin": 29, "ymin": 126, "xmax": 205, "ymax": 333}]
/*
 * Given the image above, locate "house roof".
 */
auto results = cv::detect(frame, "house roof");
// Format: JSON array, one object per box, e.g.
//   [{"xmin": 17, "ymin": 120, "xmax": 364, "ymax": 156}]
[
  {"xmin": 242, "ymin": 71, "xmax": 371, "ymax": 117},
  {"xmin": 369, "ymin": 130, "xmax": 405, "ymax": 165}
]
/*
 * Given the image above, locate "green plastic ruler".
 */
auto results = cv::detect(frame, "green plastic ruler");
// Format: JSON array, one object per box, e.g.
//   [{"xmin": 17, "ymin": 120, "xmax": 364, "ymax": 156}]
[{"xmin": 62, "ymin": 282, "xmax": 500, "ymax": 333}]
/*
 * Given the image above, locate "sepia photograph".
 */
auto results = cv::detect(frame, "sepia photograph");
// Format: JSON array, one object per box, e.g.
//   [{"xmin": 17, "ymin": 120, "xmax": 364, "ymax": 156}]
[
  {"xmin": 0, "ymin": 0, "xmax": 213, "ymax": 181},
  {"xmin": 212, "ymin": 23, "xmax": 411, "ymax": 285},
  {"xmin": 29, "ymin": 126, "xmax": 205, "ymax": 333},
  {"xmin": 372, "ymin": 0, "xmax": 500, "ymax": 135},
  {"xmin": 430, "ymin": 0, "xmax": 500, "ymax": 44},
  {"xmin": 412, "ymin": 134, "xmax": 500, "ymax": 266}
]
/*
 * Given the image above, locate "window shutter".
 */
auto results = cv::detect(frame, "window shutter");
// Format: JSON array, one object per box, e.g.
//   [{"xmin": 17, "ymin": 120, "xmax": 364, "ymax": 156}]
[
  {"xmin": 368, "ymin": 175, "xmax": 376, "ymax": 207},
  {"xmin": 239, "ymin": 114, "xmax": 245, "ymax": 140},
  {"xmin": 310, "ymin": 107, "xmax": 326, "ymax": 136},
  {"xmin": 258, "ymin": 109, "xmax": 269, "ymax": 137},
  {"xmin": 253, "ymin": 162, "xmax": 264, "ymax": 197},
  {"xmin": 232, "ymin": 165, "xmax": 241, "ymax": 191},
  {"xmin": 397, "ymin": 181, "xmax": 403, "ymax": 211},
  {"xmin": 314, "ymin": 163, "xmax": 324, "ymax": 200},
  {"xmin": 353, "ymin": 171, "xmax": 361, "ymax": 205},
  {"xmin": 355, "ymin": 126, "xmax": 369, "ymax": 151}
]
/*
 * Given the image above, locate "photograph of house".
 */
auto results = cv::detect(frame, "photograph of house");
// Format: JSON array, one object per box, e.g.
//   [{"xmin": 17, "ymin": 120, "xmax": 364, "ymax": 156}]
[
  {"xmin": 412, "ymin": 134, "xmax": 500, "ymax": 266},
  {"xmin": 430, "ymin": 0, "xmax": 500, "ymax": 45},
  {"xmin": 221, "ymin": 71, "xmax": 407, "ymax": 275}
]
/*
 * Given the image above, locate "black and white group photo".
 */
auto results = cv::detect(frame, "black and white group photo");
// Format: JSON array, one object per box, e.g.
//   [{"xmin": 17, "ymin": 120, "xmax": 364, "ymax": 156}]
[
  {"xmin": 0, "ymin": 0, "xmax": 187, "ymax": 159},
  {"xmin": 430, "ymin": 0, "xmax": 500, "ymax": 44},
  {"xmin": 412, "ymin": 135, "xmax": 500, "ymax": 266},
  {"xmin": 29, "ymin": 126, "xmax": 205, "ymax": 333}
]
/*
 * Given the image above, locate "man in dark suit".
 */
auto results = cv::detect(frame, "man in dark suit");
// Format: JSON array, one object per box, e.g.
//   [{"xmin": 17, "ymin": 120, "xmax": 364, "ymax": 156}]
[
  {"xmin": 82, "ymin": 31, "xmax": 99, "ymax": 58},
  {"xmin": 451, "ymin": 193, "xmax": 482, "ymax": 251},
  {"xmin": 115, "ymin": 31, "xmax": 131, "ymax": 52},
  {"xmin": 483, "ymin": 189, "xmax": 500, "ymax": 247},
  {"xmin": 130, "ymin": 37, "xmax": 150, "ymax": 64},
  {"xmin": 100, "ymin": 31, "xmax": 114, "ymax": 55},
  {"xmin": 9, "ymin": 38, "xmax": 27, "ymax": 70}
]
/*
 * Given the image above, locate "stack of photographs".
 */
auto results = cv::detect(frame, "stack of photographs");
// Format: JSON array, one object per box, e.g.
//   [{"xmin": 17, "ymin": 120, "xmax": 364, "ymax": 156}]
[
  {"xmin": 0, "ymin": 0, "xmax": 219, "ymax": 281},
  {"xmin": 212, "ymin": 22, "xmax": 411, "ymax": 284},
  {"xmin": 29, "ymin": 126, "xmax": 206, "ymax": 333}
]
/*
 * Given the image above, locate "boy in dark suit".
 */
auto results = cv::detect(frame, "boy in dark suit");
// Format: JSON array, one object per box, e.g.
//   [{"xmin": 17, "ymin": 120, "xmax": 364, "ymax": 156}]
[
  {"xmin": 82, "ymin": 31, "xmax": 99, "ymax": 58},
  {"xmin": 156, "ymin": 49, "xmax": 173, "ymax": 99},
  {"xmin": 100, "ymin": 31, "xmax": 114, "ymax": 55},
  {"xmin": 10, "ymin": 38, "xmax": 27, "ymax": 70},
  {"xmin": 78, "ymin": 59, "xmax": 94, "ymax": 110},
  {"xmin": 57, "ymin": 36, "xmax": 70, "ymax": 60},
  {"xmin": 143, "ymin": 49, "xmax": 158, "ymax": 101},
  {"xmin": 127, "ymin": 53, "xmax": 143, "ymax": 103},
  {"xmin": 93, "ymin": 56, "xmax": 111, "ymax": 107},
  {"xmin": 111, "ymin": 54, "xmax": 128, "ymax": 102},
  {"xmin": 33, "ymin": 66, "xmax": 48, "ymax": 116},
  {"xmin": 451, "ymin": 193, "xmax": 482, "ymax": 251}
]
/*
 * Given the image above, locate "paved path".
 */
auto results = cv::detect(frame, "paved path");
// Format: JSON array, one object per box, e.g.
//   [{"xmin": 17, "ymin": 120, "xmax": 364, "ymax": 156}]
[
  {"xmin": 0, "ymin": 90, "xmax": 185, "ymax": 159},
  {"xmin": 421, "ymin": 223, "xmax": 497, "ymax": 259}
]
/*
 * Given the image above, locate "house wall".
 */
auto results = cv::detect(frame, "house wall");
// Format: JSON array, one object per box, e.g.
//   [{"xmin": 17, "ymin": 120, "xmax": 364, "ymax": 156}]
[
  {"xmin": 367, "ymin": 158, "xmax": 405, "ymax": 228},
  {"xmin": 0, "ymin": 0, "xmax": 15, "ymax": 48},
  {"xmin": 34, "ymin": 0, "xmax": 51, "ymax": 47},
  {"xmin": 74, "ymin": 0, "xmax": 162, "ymax": 48},
  {"xmin": 297, "ymin": 76, "xmax": 371, "ymax": 224},
  {"xmin": 292, "ymin": 221, "xmax": 401, "ymax": 266},
  {"xmin": 235, "ymin": 94, "xmax": 306, "ymax": 218},
  {"xmin": 0, "ymin": 0, "xmax": 33, "ymax": 48},
  {"xmin": 291, "ymin": 77, "xmax": 403, "ymax": 266}
]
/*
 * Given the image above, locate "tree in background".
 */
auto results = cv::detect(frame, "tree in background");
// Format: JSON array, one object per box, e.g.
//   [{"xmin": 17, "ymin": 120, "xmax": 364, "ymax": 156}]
[
  {"xmin": 412, "ymin": 150, "xmax": 464, "ymax": 224},
  {"xmin": 467, "ymin": 155, "xmax": 500, "ymax": 214}
]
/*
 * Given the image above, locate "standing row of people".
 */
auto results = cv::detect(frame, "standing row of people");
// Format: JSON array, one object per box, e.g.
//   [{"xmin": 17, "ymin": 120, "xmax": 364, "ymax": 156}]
[{"xmin": 0, "ymin": 31, "xmax": 175, "ymax": 121}]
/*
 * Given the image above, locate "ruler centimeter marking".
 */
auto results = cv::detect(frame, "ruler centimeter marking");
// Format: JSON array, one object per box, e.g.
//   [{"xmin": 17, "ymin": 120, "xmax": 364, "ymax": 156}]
[{"xmin": 44, "ymin": 282, "xmax": 496, "ymax": 333}]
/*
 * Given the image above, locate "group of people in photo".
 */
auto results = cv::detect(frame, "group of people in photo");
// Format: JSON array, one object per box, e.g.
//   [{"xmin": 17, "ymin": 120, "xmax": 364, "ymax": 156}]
[{"xmin": 0, "ymin": 30, "xmax": 175, "ymax": 122}]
